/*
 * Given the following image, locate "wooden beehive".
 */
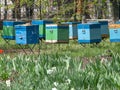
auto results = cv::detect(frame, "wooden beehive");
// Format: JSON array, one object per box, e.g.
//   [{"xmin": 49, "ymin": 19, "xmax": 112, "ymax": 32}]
[
  {"xmin": 63, "ymin": 22, "xmax": 81, "ymax": 39},
  {"xmin": 88, "ymin": 21, "xmax": 109, "ymax": 38},
  {"xmin": 45, "ymin": 24, "xmax": 69, "ymax": 43},
  {"xmin": 31, "ymin": 20, "xmax": 53, "ymax": 39},
  {"xmin": 78, "ymin": 23, "xmax": 101, "ymax": 43},
  {"xmin": 109, "ymin": 24, "xmax": 120, "ymax": 42},
  {"xmin": 15, "ymin": 24, "xmax": 39, "ymax": 44},
  {"xmin": 3, "ymin": 21, "xmax": 25, "ymax": 40}
]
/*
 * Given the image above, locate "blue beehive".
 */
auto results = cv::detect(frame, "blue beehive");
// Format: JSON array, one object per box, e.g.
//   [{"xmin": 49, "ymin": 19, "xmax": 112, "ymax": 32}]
[
  {"xmin": 78, "ymin": 23, "xmax": 101, "ymax": 43},
  {"xmin": 109, "ymin": 25, "xmax": 120, "ymax": 42},
  {"xmin": 15, "ymin": 25, "xmax": 39, "ymax": 44},
  {"xmin": 88, "ymin": 21, "xmax": 109, "ymax": 38},
  {"xmin": 63, "ymin": 22, "xmax": 81, "ymax": 39},
  {"xmin": 115, "ymin": 21, "xmax": 120, "ymax": 24},
  {"xmin": 3, "ymin": 21, "xmax": 25, "ymax": 40},
  {"xmin": 31, "ymin": 20, "xmax": 53, "ymax": 39},
  {"xmin": 98, "ymin": 21, "xmax": 109, "ymax": 37}
]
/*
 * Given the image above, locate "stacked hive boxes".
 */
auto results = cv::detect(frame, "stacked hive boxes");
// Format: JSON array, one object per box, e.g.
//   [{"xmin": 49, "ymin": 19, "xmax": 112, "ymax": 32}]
[
  {"xmin": 15, "ymin": 25, "xmax": 39, "ymax": 44},
  {"xmin": 31, "ymin": 20, "xmax": 53, "ymax": 39},
  {"xmin": 63, "ymin": 22, "xmax": 81, "ymax": 39},
  {"xmin": 109, "ymin": 24, "xmax": 120, "ymax": 42},
  {"xmin": 45, "ymin": 24, "xmax": 69, "ymax": 43},
  {"xmin": 3, "ymin": 21, "xmax": 25, "ymax": 39},
  {"xmin": 77, "ymin": 23, "xmax": 101, "ymax": 43}
]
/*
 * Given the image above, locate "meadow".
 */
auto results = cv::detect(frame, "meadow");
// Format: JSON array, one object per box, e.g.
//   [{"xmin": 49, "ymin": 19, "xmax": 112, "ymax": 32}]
[{"xmin": 0, "ymin": 36, "xmax": 120, "ymax": 90}]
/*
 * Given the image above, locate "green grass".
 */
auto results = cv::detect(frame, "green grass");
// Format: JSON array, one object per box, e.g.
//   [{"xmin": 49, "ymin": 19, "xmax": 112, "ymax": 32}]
[
  {"xmin": 0, "ymin": 53, "xmax": 120, "ymax": 90},
  {"xmin": 0, "ymin": 32, "xmax": 120, "ymax": 89}
]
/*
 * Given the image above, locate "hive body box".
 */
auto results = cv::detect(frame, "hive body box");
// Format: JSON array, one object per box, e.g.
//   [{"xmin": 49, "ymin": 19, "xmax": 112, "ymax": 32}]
[
  {"xmin": 78, "ymin": 23, "xmax": 101, "ymax": 43},
  {"xmin": 63, "ymin": 22, "xmax": 80, "ymax": 39},
  {"xmin": 98, "ymin": 21, "xmax": 109, "ymax": 38},
  {"xmin": 88, "ymin": 21, "xmax": 109, "ymax": 38},
  {"xmin": 45, "ymin": 24, "xmax": 69, "ymax": 43},
  {"xmin": 115, "ymin": 21, "xmax": 120, "ymax": 24},
  {"xmin": 109, "ymin": 27, "xmax": 120, "ymax": 42},
  {"xmin": 31, "ymin": 20, "xmax": 53, "ymax": 39},
  {"xmin": 15, "ymin": 25, "xmax": 39, "ymax": 44},
  {"xmin": 3, "ymin": 21, "xmax": 25, "ymax": 39}
]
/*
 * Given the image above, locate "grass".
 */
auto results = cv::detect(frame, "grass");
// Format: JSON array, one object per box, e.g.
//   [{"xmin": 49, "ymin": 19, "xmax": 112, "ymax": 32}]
[
  {"xmin": 0, "ymin": 53, "xmax": 120, "ymax": 90},
  {"xmin": 1, "ymin": 38, "xmax": 118, "ymax": 57},
  {"xmin": 0, "ymin": 32, "xmax": 120, "ymax": 89}
]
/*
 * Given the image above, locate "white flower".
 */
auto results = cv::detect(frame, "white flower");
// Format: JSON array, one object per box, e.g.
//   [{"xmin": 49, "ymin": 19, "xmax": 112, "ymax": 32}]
[
  {"xmin": 51, "ymin": 67, "xmax": 57, "ymax": 71},
  {"xmin": 53, "ymin": 82, "xmax": 58, "ymax": 87},
  {"xmin": 52, "ymin": 87, "xmax": 57, "ymax": 90},
  {"xmin": 65, "ymin": 79, "xmax": 71, "ymax": 85},
  {"xmin": 47, "ymin": 69, "xmax": 54, "ymax": 74},
  {"xmin": 71, "ymin": 87, "xmax": 75, "ymax": 90},
  {"xmin": 63, "ymin": 56, "xmax": 71, "ymax": 70},
  {"xmin": 47, "ymin": 67, "xmax": 57, "ymax": 75},
  {"xmin": 6, "ymin": 79, "xmax": 11, "ymax": 87}
]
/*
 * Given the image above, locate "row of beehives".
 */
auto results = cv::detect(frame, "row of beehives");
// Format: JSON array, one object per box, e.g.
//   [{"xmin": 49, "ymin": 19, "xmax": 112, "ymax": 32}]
[{"xmin": 2, "ymin": 20, "xmax": 120, "ymax": 45}]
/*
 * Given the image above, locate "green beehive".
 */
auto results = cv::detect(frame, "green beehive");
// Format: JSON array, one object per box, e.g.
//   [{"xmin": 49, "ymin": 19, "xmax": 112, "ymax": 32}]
[
  {"xmin": 45, "ymin": 24, "xmax": 69, "ymax": 43},
  {"xmin": 3, "ymin": 21, "xmax": 25, "ymax": 39},
  {"xmin": 31, "ymin": 20, "xmax": 53, "ymax": 39}
]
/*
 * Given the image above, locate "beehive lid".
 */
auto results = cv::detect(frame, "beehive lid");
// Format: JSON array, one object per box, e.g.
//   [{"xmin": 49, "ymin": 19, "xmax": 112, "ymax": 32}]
[
  {"xmin": 109, "ymin": 24, "xmax": 120, "ymax": 29},
  {"xmin": 78, "ymin": 23, "xmax": 100, "ymax": 29},
  {"xmin": 63, "ymin": 22, "xmax": 81, "ymax": 24},
  {"xmin": 3, "ymin": 20, "xmax": 25, "ymax": 26},
  {"xmin": 98, "ymin": 21, "xmax": 108, "ymax": 25},
  {"xmin": 15, "ymin": 23, "xmax": 38, "ymax": 29},
  {"xmin": 32, "ymin": 20, "xmax": 53, "ymax": 24}
]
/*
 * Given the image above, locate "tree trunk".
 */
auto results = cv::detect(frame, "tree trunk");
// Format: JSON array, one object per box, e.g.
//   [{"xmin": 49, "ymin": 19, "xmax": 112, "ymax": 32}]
[
  {"xmin": 111, "ymin": 0, "xmax": 119, "ymax": 22},
  {"xmin": 4, "ymin": 0, "xmax": 7, "ymax": 19},
  {"xmin": 107, "ymin": 0, "xmax": 112, "ymax": 19},
  {"xmin": 14, "ymin": 0, "xmax": 21, "ymax": 20},
  {"xmin": 56, "ymin": 0, "xmax": 61, "ymax": 18},
  {"xmin": 39, "ymin": 0, "xmax": 42, "ymax": 19},
  {"xmin": 76, "ymin": 0, "xmax": 83, "ymax": 21}
]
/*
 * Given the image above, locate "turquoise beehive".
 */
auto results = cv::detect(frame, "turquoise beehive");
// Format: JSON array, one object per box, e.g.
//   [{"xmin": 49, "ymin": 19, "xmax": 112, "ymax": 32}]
[
  {"xmin": 87, "ymin": 21, "xmax": 109, "ymax": 38},
  {"xmin": 15, "ymin": 25, "xmax": 39, "ymax": 45},
  {"xmin": 78, "ymin": 23, "xmax": 101, "ymax": 43},
  {"xmin": 109, "ymin": 25, "xmax": 120, "ymax": 42}
]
